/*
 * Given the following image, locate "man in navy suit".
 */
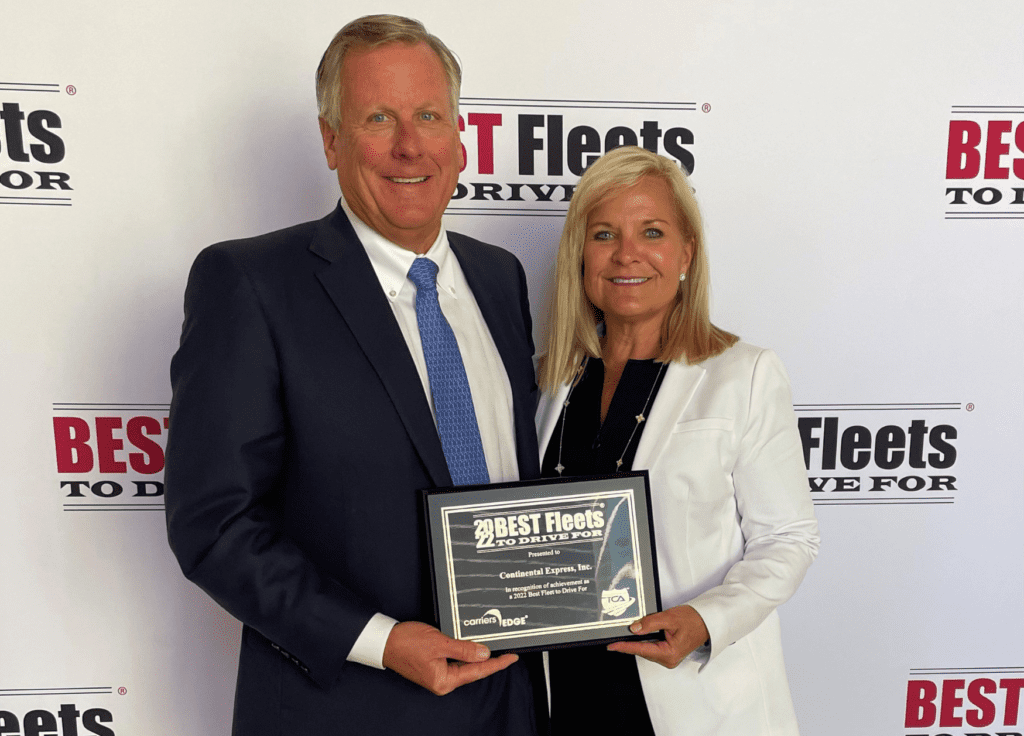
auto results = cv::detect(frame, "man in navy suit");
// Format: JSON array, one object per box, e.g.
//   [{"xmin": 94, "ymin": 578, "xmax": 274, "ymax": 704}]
[{"xmin": 164, "ymin": 14, "xmax": 544, "ymax": 735}]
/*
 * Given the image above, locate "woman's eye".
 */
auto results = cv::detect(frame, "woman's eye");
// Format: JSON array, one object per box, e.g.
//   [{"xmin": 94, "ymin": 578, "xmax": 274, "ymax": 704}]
[
  {"xmin": 644, "ymin": 228, "xmax": 663, "ymax": 238},
  {"xmin": 592, "ymin": 231, "xmax": 613, "ymax": 241}
]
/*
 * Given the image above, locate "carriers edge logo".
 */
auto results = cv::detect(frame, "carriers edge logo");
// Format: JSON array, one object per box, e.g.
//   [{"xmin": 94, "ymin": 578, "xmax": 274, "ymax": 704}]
[
  {"xmin": 0, "ymin": 81, "xmax": 73, "ymax": 207},
  {"xmin": 448, "ymin": 97, "xmax": 699, "ymax": 217},
  {"xmin": 945, "ymin": 104, "xmax": 1024, "ymax": 220},
  {"xmin": 462, "ymin": 609, "xmax": 529, "ymax": 628}
]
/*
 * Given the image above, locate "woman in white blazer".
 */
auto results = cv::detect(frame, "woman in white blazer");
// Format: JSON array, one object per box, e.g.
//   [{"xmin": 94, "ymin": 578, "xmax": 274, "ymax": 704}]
[{"xmin": 537, "ymin": 147, "xmax": 819, "ymax": 735}]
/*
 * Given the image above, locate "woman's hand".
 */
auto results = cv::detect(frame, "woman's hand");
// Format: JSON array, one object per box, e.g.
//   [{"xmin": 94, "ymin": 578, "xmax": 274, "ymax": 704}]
[{"xmin": 606, "ymin": 604, "xmax": 710, "ymax": 669}]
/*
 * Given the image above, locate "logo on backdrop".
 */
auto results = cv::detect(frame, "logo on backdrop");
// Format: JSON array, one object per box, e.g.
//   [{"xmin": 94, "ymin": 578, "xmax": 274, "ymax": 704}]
[
  {"xmin": 0, "ymin": 80, "xmax": 74, "ymax": 206},
  {"xmin": 797, "ymin": 403, "xmax": 964, "ymax": 506},
  {"xmin": 52, "ymin": 403, "xmax": 168, "ymax": 511},
  {"xmin": 0, "ymin": 685, "xmax": 118, "ymax": 736},
  {"xmin": 905, "ymin": 667, "xmax": 1024, "ymax": 736},
  {"xmin": 944, "ymin": 104, "xmax": 1024, "ymax": 220},
  {"xmin": 450, "ymin": 97, "xmax": 700, "ymax": 216}
]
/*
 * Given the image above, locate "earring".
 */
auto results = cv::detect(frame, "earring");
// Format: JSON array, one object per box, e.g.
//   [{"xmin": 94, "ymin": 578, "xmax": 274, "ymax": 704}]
[{"xmin": 679, "ymin": 273, "xmax": 686, "ymax": 282}]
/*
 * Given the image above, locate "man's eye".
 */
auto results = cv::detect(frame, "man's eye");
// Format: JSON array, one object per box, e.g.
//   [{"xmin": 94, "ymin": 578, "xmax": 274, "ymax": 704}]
[{"xmin": 371, "ymin": 113, "xmax": 387, "ymax": 123}]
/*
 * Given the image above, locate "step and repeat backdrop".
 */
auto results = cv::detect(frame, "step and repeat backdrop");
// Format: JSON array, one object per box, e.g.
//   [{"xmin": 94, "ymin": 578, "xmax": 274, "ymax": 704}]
[{"xmin": 3, "ymin": 1, "xmax": 1022, "ymax": 733}]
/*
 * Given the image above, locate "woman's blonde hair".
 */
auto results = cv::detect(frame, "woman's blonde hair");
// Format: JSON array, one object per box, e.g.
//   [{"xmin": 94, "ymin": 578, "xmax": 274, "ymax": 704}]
[{"xmin": 539, "ymin": 146, "xmax": 737, "ymax": 391}]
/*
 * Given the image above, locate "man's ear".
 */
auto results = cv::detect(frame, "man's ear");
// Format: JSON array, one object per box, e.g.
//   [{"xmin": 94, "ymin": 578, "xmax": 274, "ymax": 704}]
[{"xmin": 318, "ymin": 118, "xmax": 339, "ymax": 171}]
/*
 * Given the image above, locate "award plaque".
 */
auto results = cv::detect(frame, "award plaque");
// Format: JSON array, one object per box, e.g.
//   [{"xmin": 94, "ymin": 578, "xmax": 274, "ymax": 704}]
[{"xmin": 423, "ymin": 472, "xmax": 661, "ymax": 653}]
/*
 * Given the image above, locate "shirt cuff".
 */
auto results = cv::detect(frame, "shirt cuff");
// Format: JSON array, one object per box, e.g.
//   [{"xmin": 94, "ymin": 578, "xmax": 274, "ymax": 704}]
[
  {"xmin": 346, "ymin": 613, "xmax": 399, "ymax": 670},
  {"xmin": 685, "ymin": 640, "xmax": 711, "ymax": 667}
]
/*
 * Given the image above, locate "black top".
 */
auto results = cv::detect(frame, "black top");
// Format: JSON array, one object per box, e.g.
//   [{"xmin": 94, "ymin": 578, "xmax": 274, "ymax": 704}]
[
  {"xmin": 542, "ymin": 358, "xmax": 667, "ymax": 736},
  {"xmin": 541, "ymin": 358, "xmax": 669, "ymax": 478}
]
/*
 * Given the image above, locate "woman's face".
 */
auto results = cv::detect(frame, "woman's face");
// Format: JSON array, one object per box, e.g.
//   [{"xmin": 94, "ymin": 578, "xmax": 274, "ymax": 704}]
[{"xmin": 582, "ymin": 176, "xmax": 693, "ymax": 335}]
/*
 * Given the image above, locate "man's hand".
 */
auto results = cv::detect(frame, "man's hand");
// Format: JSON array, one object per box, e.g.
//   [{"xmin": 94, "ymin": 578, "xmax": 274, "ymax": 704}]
[
  {"xmin": 382, "ymin": 621, "xmax": 519, "ymax": 695},
  {"xmin": 606, "ymin": 604, "xmax": 709, "ymax": 669}
]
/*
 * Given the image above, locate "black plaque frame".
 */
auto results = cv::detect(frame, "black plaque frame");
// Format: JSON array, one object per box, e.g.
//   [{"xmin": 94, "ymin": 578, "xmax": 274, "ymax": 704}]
[{"xmin": 423, "ymin": 472, "xmax": 662, "ymax": 654}]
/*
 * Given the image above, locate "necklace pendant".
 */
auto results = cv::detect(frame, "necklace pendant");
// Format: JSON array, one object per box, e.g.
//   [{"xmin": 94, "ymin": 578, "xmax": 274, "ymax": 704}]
[
  {"xmin": 555, "ymin": 463, "xmax": 565, "ymax": 475},
  {"xmin": 563, "ymin": 400, "xmax": 570, "ymax": 408},
  {"xmin": 615, "ymin": 459, "xmax": 623, "ymax": 470},
  {"xmin": 636, "ymin": 413, "xmax": 645, "ymax": 423}
]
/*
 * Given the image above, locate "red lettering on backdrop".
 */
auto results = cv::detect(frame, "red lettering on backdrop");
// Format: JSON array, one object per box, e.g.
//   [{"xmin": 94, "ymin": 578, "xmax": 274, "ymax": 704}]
[
  {"xmin": 126, "ymin": 416, "xmax": 164, "ymax": 474},
  {"xmin": 939, "ymin": 679, "xmax": 965, "ymax": 727},
  {"xmin": 458, "ymin": 115, "xmax": 468, "ymax": 172},
  {"xmin": 53, "ymin": 417, "xmax": 93, "ymax": 472},
  {"xmin": 457, "ymin": 112, "xmax": 504, "ymax": 175},
  {"xmin": 1003, "ymin": 678, "xmax": 1024, "ymax": 726},
  {"xmin": 966, "ymin": 678, "xmax": 997, "ymax": 728},
  {"xmin": 54, "ymin": 415, "xmax": 168, "ymax": 474},
  {"xmin": 984, "ymin": 120, "xmax": 1013, "ymax": 179},
  {"xmin": 1016, "ymin": 123, "xmax": 1024, "ymax": 179},
  {"xmin": 467, "ymin": 113, "xmax": 502, "ymax": 175},
  {"xmin": 946, "ymin": 121, "xmax": 982, "ymax": 178},
  {"xmin": 906, "ymin": 677, "xmax": 1024, "ymax": 728},
  {"xmin": 906, "ymin": 680, "xmax": 938, "ymax": 727},
  {"xmin": 94, "ymin": 417, "xmax": 127, "ymax": 474}
]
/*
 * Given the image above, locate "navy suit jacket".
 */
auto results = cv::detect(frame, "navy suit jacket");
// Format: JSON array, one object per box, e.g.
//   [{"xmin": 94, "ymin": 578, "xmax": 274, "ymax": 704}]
[{"xmin": 165, "ymin": 207, "xmax": 543, "ymax": 735}]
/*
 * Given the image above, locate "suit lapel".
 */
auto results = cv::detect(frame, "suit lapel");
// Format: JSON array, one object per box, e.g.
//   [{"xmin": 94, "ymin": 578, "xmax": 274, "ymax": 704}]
[
  {"xmin": 632, "ymin": 361, "xmax": 706, "ymax": 470},
  {"xmin": 309, "ymin": 208, "xmax": 452, "ymax": 487}
]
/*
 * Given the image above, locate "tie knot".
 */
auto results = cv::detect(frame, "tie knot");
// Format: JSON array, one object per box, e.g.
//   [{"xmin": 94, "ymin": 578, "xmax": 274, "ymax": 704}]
[{"xmin": 408, "ymin": 257, "xmax": 439, "ymax": 290}]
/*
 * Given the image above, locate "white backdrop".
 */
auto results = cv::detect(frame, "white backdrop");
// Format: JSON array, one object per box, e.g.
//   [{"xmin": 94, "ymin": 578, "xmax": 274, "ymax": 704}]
[{"xmin": 4, "ymin": 1, "xmax": 1023, "ymax": 734}]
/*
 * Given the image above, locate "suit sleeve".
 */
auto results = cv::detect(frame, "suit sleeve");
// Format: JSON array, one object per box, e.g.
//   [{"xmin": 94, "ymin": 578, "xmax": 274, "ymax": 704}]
[
  {"xmin": 164, "ymin": 245, "xmax": 376, "ymax": 688},
  {"xmin": 686, "ymin": 349, "xmax": 820, "ymax": 663}
]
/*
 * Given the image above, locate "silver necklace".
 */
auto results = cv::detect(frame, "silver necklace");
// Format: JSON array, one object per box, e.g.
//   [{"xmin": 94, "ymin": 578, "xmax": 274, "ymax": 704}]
[{"xmin": 554, "ymin": 356, "xmax": 667, "ymax": 475}]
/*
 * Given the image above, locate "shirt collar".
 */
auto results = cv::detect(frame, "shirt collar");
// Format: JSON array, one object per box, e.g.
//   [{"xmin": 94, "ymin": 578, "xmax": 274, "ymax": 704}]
[{"xmin": 340, "ymin": 199, "xmax": 457, "ymax": 302}]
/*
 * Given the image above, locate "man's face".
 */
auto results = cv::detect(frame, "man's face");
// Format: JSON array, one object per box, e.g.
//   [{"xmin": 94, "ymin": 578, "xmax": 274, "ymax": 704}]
[{"xmin": 320, "ymin": 42, "xmax": 463, "ymax": 253}]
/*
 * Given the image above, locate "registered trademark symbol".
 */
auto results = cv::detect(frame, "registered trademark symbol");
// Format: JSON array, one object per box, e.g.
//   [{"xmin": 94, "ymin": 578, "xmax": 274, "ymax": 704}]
[
  {"xmin": 118, "ymin": 687, "xmax": 127, "ymax": 696},
  {"xmin": 66, "ymin": 85, "xmax": 77, "ymax": 95},
  {"xmin": 966, "ymin": 403, "xmax": 974, "ymax": 411},
  {"xmin": 701, "ymin": 103, "xmax": 711, "ymax": 113}
]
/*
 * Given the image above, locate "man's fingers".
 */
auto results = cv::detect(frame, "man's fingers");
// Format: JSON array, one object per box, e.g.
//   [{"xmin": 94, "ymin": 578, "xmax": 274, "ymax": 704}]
[
  {"xmin": 382, "ymin": 621, "xmax": 520, "ymax": 695},
  {"xmin": 444, "ymin": 652, "xmax": 519, "ymax": 690},
  {"xmin": 432, "ymin": 653, "xmax": 519, "ymax": 695},
  {"xmin": 437, "ymin": 634, "xmax": 491, "ymax": 664}
]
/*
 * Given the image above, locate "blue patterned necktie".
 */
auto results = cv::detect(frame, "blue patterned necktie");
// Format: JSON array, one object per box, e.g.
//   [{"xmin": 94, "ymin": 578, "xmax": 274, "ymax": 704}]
[{"xmin": 407, "ymin": 257, "xmax": 490, "ymax": 486}]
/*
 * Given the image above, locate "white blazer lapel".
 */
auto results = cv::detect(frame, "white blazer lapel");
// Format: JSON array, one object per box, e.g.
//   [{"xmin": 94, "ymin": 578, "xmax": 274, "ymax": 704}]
[
  {"xmin": 632, "ymin": 361, "xmax": 706, "ymax": 470},
  {"xmin": 536, "ymin": 382, "xmax": 572, "ymax": 462}
]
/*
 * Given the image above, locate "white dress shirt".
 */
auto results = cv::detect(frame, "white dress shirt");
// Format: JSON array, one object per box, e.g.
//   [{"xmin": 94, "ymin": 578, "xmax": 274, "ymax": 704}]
[{"xmin": 340, "ymin": 200, "xmax": 520, "ymax": 669}]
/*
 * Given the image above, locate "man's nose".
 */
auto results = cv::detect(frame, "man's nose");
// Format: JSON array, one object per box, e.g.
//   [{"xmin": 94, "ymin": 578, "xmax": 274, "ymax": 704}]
[{"xmin": 393, "ymin": 119, "xmax": 424, "ymax": 158}]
